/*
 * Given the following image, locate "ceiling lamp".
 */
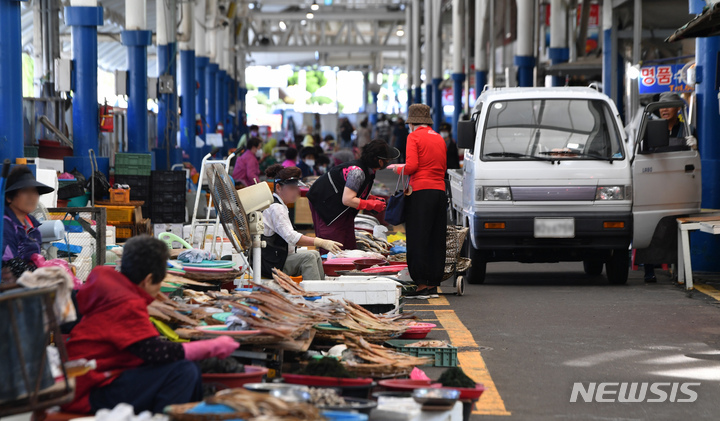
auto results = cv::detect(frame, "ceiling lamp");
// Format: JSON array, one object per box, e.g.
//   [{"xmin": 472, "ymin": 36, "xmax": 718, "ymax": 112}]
[
  {"xmin": 279, "ymin": 21, "xmax": 287, "ymax": 30},
  {"xmin": 306, "ymin": 11, "xmax": 314, "ymax": 19},
  {"xmin": 396, "ymin": 26, "xmax": 405, "ymax": 37},
  {"xmin": 311, "ymin": 2, "xmax": 320, "ymax": 11}
]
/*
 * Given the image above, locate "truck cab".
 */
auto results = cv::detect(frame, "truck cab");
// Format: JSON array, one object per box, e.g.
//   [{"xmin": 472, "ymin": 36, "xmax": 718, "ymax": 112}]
[{"xmin": 451, "ymin": 87, "xmax": 701, "ymax": 284}]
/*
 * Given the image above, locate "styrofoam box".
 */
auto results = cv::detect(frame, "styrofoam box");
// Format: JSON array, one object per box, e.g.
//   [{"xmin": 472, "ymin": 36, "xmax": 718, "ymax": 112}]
[
  {"xmin": 300, "ymin": 278, "xmax": 401, "ymax": 307},
  {"xmin": 32, "ymin": 158, "xmax": 64, "ymax": 173}
]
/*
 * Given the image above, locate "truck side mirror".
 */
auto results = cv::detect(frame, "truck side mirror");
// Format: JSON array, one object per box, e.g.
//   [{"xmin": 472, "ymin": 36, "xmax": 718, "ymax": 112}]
[
  {"xmin": 457, "ymin": 120, "xmax": 476, "ymax": 151},
  {"xmin": 643, "ymin": 119, "xmax": 670, "ymax": 152}
]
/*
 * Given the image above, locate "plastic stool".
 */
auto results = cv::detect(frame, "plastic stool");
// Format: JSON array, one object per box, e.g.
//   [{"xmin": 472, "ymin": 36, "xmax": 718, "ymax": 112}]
[{"xmin": 158, "ymin": 232, "xmax": 193, "ymax": 250}]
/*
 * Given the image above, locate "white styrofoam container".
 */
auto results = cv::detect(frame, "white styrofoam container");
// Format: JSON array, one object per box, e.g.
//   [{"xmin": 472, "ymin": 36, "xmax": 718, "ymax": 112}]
[
  {"xmin": 32, "ymin": 158, "xmax": 64, "ymax": 173},
  {"xmin": 300, "ymin": 278, "xmax": 401, "ymax": 307}
]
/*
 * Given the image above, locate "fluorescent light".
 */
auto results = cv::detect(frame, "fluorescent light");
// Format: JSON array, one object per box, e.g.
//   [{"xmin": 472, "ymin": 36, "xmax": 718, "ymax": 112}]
[
  {"xmin": 306, "ymin": 12, "xmax": 314, "ymax": 19},
  {"xmin": 311, "ymin": 2, "xmax": 320, "ymax": 11},
  {"xmin": 396, "ymin": 27, "xmax": 405, "ymax": 37}
]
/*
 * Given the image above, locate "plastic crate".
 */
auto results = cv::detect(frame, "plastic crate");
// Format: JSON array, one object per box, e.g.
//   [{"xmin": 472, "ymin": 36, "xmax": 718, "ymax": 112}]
[
  {"xmin": 109, "ymin": 188, "xmax": 130, "ymax": 204},
  {"xmin": 115, "ymin": 153, "xmax": 152, "ymax": 176},
  {"xmin": 385, "ymin": 340, "xmax": 458, "ymax": 367},
  {"xmin": 151, "ymin": 210, "xmax": 186, "ymax": 223},
  {"xmin": 24, "ymin": 145, "xmax": 39, "ymax": 157},
  {"xmin": 95, "ymin": 205, "xmax": 135, "ymax": 223},
  {"xmin": 150, "ymin": 191, "xmax": 186, "ymax": 204},
  {"xmin": 151, "ymin": 170, "xmax": 186, "ymax": 185},
  {"xmin": 115, "ymin": 175, "xmax": 151, "ymax": 200},
  {"xmin": 113, "ymin": 224, "xmax": 136, "ymax": 239}
]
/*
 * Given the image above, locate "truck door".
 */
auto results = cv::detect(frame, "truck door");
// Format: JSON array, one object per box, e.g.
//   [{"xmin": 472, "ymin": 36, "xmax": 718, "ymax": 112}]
[{"xmin": 632, "ymin": 100, "xmax": 702, "ymax": 249}]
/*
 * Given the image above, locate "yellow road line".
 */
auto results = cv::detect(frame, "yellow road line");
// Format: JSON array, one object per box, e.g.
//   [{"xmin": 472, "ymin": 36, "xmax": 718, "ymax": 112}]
[
  {"xmin": 404, "ymin": 295, "xmax": 450, "ymax": 306},
  {"xmin": 694, "ymin": 283, "xmax": 720, "ymax": 301},
  {"xmin": 435, "ymin": 310, "xmax": 511, "ymax": 416}
]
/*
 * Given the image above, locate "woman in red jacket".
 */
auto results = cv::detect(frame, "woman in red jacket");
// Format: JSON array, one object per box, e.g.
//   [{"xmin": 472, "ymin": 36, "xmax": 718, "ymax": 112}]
[{"xmin": 390, "ymin": 104, "xmax": 448, "ymax": 296}]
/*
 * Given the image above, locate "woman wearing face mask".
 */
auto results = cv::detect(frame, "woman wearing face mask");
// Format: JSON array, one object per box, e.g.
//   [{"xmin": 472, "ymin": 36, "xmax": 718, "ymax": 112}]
[
  {"xmin": 261, "ymin": 165, "xmax": 342, "ymax": 279},
  {"xmin": 440, "ymin": 122, "xmax": 461, "ymax": 170},
  {"xmin": 315, "ymin": 155, "xmax": 331, "ymax": 175},
  {"xmin": 388, "ymin": 105, "xmax": 447, "ymax": 297},
  {"xmin": 297, "ymin": 147, "xmax": 317, "ymax": 178},
  {"xmin": 237, "ymin": 124, "xmax": 259, "ymax": 151},
  {"xmin": 2, "ymin": 165, "xmax": 55, "ymax": 283},
  {"xmin": 307, "ymin": 140, "xmax": 400, "ymax": 253},
  {"xmin": 232, "ymin": 137, "xmax": 262, "ymax": 186}
]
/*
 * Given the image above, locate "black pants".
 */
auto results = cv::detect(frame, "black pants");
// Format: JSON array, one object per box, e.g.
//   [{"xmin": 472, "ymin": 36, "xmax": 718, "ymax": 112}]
[
  {"xmin": 90, "ymin": 360, "xmax": 203, "ymax": 414},
  {"xmin": 405, "ymin": 189, "xmax": 447, "ymax": 286}
]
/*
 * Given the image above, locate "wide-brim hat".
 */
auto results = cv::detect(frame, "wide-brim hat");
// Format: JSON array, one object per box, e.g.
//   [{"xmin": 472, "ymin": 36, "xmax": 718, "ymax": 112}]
[
  {"xmin": 5, "ymin": 172, "xmax": 54, "ymax": 195},
  {"xmin": 659, "ymin": 92, "xmax": 683, "ymax": 104},
  {"xmin": 378, "ymin": 144, "xmax": 401, "ymax": 161},
  {"xmin": 406, "ymin": 104, "xmax": 434, "ymax": 125}
]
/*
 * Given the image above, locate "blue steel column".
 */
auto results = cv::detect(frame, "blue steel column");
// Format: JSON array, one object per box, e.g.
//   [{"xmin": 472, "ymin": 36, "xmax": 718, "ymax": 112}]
[
  {"xmin": 157, "ymin": 42, "xmax": 180, "ymax": 168},
  {"xmin": 122, "ymin": 30, "xmax": 152, "ymax": 153},
  {"xmin": 432, "ymin": 77, "xmax": 442, "ymax": 130},
  {"xmin": 548, "ymin": 48, "xmax": 568, "ymax": 86},
  {"xmin": 205, "ymin": 63, "xmax": 218, "ymax": 135},
  {"xmin": 514, "ymin": 56, "xmax": 535, "ymax": 87},
  {"xmin": 0, "ymin": 0, "xmax": 24, "ymax": 161},
  {"xmin": 215, "ymin": 69, "xmax": 225, "ymax": 134},
  {"xmin": 426, "ymin": 82, "xmax": 433, "ymax": 109},
  {"xmin": 451, "ymin": 73, "xmax": 464, "ymax": 141},
  {"xmin": 414, "ymin": 86, "xmax": 422, "ymax": 106},
  {"xmin": 64, "ymin": 6, "xmax": 107, "ymax": 178},
  {"xmin": 475, "ymin": 71, "xmax": 487, "ymax": 98},
  {"xmin": 692, "ymin": 35, "xmax": 720, "ymax": 272},
  {"xmin": 238, "ymin": 85, "xmax": 247, "ymax": 137},
  {"xmin": 180, "ymin": 49, "xmax": 197, "ymax": 168},
  {"xmin": 195, "ymin": 56, "xmax": 208, "ymax": 144}
]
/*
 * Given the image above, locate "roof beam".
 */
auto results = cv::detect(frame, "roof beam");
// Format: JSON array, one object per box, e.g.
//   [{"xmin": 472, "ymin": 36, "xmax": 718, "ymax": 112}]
[
  {"xmin": 251, "ymin": 11, "xmax": 406, "ymax": 21},
  {"xmin": 247, "ymin": 44, "xmax": 405, "ymax": 53}
]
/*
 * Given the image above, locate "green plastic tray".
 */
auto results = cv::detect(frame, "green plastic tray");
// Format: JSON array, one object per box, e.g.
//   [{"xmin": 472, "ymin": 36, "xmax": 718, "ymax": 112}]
[{"xmin": 385, "ymin": 339, "xmax": 458, "ymax": 367}]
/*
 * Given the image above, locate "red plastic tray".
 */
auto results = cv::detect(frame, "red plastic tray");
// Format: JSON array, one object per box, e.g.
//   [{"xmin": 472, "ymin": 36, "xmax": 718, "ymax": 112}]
[
  {"xmin": 378, "ymin": 379, "xmax": 442, "ymax": 391},
  {"xmin": 450, "ymin": 384, "xmax": 485, "ymax": 400},
  {"xmin": 399, "ymin": 323, "xmax": 436, "ymax": 339},
  {"xmin": 282, "ymin": 373, "xmax": 374, "ymax": 387},
  {"xmin": 361, "ymin": 264, "xmax": 406, "ymax": 274},
  {"xmin": 201, "ymin": 366, "xmax": 269, "ymax": 390}
]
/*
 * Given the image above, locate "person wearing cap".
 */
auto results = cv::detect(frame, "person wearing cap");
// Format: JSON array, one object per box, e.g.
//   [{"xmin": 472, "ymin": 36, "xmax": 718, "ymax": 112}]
[
  {"xmin": 2, "ymin": 165, "xmax": 54, "ymax": 283},
  {"xmin": 388, "ymin": 104, "xmax": 448, "ymax": 297},
  {"xmin": 307, "ymin": 139, "xmax": 399, "ymax": 253},
  {"xmin": 297, "ymin": 147, "xmax": 318, "ymax": 178},
  {"xmin": 261, "ymin": 165, "xmax": 342, "ymax": 279},
  {"xmin": 658, "ymin": 92, "xmax": 697, "ymax": 150},
  {"xmin": 439, "ymin": 122, "xmax": 461, "ymax": 171}
]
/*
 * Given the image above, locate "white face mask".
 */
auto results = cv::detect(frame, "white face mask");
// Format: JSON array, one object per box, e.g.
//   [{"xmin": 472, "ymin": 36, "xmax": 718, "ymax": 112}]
[
  {"xmin": 256, "ymin": 149, "xmax": 263, "ymax": 158},
  {"xmin": 318, "ymin": 166, "xmax": 327, "ymax": 174},
  {"xmin": 440, "ymin": 131, "xmax": 450, "ymax": 139},
  {"xmin": 305, "ymin": 159, "xmax": 315, "ymax": 167}
]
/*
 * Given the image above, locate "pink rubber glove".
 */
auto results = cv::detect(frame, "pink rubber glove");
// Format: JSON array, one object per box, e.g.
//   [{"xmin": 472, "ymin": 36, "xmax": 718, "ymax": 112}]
[
  {"xmin": 358, "ymin": 199, "xmax": 387, "ymax": 212},
  {"xmin": 182, "ymin": 336, "xmax": 239, "ymax": 361}
]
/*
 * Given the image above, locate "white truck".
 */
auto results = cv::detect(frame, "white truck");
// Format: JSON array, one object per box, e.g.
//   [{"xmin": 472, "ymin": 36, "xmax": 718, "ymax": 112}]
[{"xmin": 451, "ymin": 87, "xmax": 701, "ymax": 284}]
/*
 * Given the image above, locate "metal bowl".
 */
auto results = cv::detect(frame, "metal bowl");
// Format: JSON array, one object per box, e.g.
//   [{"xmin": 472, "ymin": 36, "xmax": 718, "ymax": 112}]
[
  {"xmin": 244, "ymin": 383, "xmax": 310, "ymax": 395},
  {"xmin": 412, "ymin": 388, "xmax": 461, "ymax": 406},
  {"xmin": 270, "ymin": 387, "xmax": 312, "ymax": 403}
]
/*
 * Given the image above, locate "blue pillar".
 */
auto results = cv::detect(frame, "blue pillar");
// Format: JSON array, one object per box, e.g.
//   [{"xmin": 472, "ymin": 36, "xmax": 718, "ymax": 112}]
[
  {"xmin": 407, "ymin": 88, "xmax": 413, "ymax": 107},
  {"xmin": 0, "ymin": 0, "xmax": 24, "ymax": 161},
  {"xmin": 215, "ymin": 69, "xmax": 225, "ymax": 135},
  {"xmin": 451, "ymin": 73, "xmax": 465, "ymax": 141},
  {"xmin": 180, "ymin": 49, "xmax": 198, "ymax": 168},
  {"xmin": 691, "ymin": 35, "xmax": 720, "ymax": 272},
  {"xmin": 414, "ymin": 86, "xmax": 422, "ymax": 106},
  {"xmin": 122, "ymin": 30, "xmax": 152, "ymax": 153},
  {"xmin": 369, "ymin": 91, "xmax": 378, "ymax": 126},
  {"xmin": 64, "ymin": 6, "xmax": 108, "ymax": 178},
  {"xmin": 192, "ymin": 57, "xmax": 210, "ymax": 146},
  {"xmin": 157, "ymin": 43, "xmax": 177, "ymax": 149},
  {"xmin": 426, "ymin": 83, "xmax": 433, "ymax": 110},
  {"xmin": 238, "ymin": 85, "xmax": 247, "ymax": 137},
  {"xmin": 602, "ymin": 29, "xmax": 624, "ymax": 119},
  {"xmin": 475, "ymin": 71, "xmax": 487, "ymax": 98},
  {"xmin": 432, "ymin": 77, "xmax": 442, "ymax": 130},
  {"xmin": 514, "ymin": 55, "xmax": 535, "ymax": 87},
  {"xmin": 549, "ymin": 47, "xmax": 569, "ymax": 87},
  {"xmin": 205, "ymin": 63, "xmax": 218, "ymax": 134}
]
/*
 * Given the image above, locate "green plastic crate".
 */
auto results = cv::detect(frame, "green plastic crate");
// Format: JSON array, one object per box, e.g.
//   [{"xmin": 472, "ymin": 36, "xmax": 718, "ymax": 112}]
[
  {"xmin": 24, "ymin": 146, "xmax": 39, "ymax": 157},
  {"xmin": 385, "ymin": 339, "xmax": 458, "ymax": 367},
  {"xmin": 115, "ymin": 153, "xmax": 152, "ymax": 176}
]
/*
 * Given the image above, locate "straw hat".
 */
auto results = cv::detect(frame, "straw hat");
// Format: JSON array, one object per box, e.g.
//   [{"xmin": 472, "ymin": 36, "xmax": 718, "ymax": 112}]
[{"xmin": 406, "ymin": 104, "xmax": 434, "ymax": 125}]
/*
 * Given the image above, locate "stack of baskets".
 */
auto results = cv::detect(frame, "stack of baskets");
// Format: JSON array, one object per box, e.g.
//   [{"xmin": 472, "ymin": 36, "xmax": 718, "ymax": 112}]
[
  {"xmin": 149, "ymin": 170, "xmax": 187, "ymax": 223},
  {"xmin": 115, "ymin": 153, "xmax": 152, "ymax": 218}
]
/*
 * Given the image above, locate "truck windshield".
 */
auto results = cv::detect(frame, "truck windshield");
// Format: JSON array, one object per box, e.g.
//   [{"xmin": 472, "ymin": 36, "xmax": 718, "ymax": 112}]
[{"xmin": 481, "ymin": 99, "xmax": 624, "ymax": 161}]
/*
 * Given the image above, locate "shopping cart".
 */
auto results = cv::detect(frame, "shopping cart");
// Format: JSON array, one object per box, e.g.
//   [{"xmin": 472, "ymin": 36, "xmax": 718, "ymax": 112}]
[{"xmin": 442, "ymin": 226, "xmax": 472, "ymax": 296}]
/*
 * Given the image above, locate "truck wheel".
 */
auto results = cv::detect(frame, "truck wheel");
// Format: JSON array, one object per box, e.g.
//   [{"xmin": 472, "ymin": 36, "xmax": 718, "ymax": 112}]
[
  {"xmin": 583, "ymin": 260, "xmax": 604, "ymax": 276},
  {"xmin": 466, "ymin": 243, "xmax": 487, "ymax": 285},
  {"xmin": 606, "ymin": 249, "xmax": 629, "ymax": 284}
]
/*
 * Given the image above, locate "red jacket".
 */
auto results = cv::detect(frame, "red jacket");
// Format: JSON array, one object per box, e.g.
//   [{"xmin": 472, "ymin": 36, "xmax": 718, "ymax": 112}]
[
  {"xmin": 405, "ymin": 126, "xmax": 447, "ymax": 192},
  {"xmin": 63, "ymin": 267, "xmax": 158, "ymax": 413}
]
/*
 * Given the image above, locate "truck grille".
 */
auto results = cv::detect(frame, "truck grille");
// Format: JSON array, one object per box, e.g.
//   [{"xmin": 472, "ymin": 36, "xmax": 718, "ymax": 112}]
[{"xmin": 510, "ymin": 186, "xmax": 596, "ymax": 201}]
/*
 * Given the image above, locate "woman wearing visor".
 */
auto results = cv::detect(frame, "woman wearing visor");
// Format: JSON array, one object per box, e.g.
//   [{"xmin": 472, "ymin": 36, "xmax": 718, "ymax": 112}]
[
  {"xmin": 307, "ymin": 139, "xmax": 400, "ymax": 253},
  {"xmin": 260, "ymin": 165, "xmax": 343, "ymax": 280}
]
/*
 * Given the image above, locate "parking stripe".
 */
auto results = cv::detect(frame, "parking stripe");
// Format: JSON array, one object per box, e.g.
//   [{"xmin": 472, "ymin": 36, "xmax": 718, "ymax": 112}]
[
  {"xmin": 694, "ymin": 283, "xmax": 720, "ymax": 301},
  {"xmin": 435, "ymin": 310, "xmax": 511, "ymax": 416}
]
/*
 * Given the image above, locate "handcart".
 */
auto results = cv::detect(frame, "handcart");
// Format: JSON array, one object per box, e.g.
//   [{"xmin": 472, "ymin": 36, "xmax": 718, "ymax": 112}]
[{"xmin": 442, "ymin": 226, "xmax": 472, "ymax": 296}]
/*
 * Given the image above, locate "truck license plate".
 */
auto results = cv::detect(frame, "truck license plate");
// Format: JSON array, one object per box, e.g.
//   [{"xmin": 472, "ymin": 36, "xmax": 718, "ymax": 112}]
[{"xmin": 534, "ymin": 218, "xmax": 575, "ymax": 238}]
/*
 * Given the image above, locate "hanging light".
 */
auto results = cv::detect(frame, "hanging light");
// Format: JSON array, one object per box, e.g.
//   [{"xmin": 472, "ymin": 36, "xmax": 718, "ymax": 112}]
[
  {"xmin": 311, "ymin": 2, "xmax": 320, "ymax": 11},
  {"xmin": 396, "ymin": 26, "xmax": 405, "ymax": 37},
  {"xmin": 306, "ymin": 11, "xmax": 314, "ymax": 19},
  {"xmin": 279, "ymin": 21, "xmax": 287, "ymax": 30}
]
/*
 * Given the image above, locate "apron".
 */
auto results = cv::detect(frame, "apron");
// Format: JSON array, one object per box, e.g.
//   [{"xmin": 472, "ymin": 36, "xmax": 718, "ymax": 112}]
[{"xmin": 260, "ymin": 197, "xmax": 295, "ymax": 278}]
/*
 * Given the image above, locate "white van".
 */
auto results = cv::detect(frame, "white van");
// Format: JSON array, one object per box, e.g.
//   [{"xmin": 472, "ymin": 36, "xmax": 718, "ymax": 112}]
[{"xmin": 451, "ymin": 87, "xmax": 701, "ymax": 284}]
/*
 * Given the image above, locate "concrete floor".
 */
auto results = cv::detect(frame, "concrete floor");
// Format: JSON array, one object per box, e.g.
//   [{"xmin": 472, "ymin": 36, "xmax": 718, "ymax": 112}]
[{"xmin": 416, "ymin": 262, "xmax": 720, "ymax": 421}]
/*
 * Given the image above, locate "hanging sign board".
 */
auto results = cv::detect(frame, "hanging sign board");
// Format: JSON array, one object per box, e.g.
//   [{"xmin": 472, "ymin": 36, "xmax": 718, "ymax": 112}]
[{"xmin": 639, "ymin": 64, "xmax": 693, "ymax": 95}]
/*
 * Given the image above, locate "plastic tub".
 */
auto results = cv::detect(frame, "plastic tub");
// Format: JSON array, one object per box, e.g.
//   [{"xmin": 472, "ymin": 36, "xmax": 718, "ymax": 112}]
[
  {"xmin": 399, "ymin": 323, "xmax": 436, "ymax": 339},
  {"xmin": 67, "ymin": 192, "xmax": 90, "ymax": 207},
  {"xmin": 353, "ymin": 259, "xmax": 388, "ymax": 270},
  {"xmin": 282, "ymin": 374, "xmax": 375, "ymax": 399},
  {"xmin": 201, "ymin": 366, "xmax": 269, "ymax": 390},
  {"xmin": 377, "ymin": 379, "xmax": 442, "ymax": 392},
  {"xmin": 323, "ymin": 261, "xmax": 357, "ymax": 277}
]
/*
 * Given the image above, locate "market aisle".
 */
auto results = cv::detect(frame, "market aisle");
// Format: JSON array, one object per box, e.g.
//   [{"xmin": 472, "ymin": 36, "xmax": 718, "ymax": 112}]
[{"xmin": 440, "ymin": 261, "xmax": 720, "ymax": 420}]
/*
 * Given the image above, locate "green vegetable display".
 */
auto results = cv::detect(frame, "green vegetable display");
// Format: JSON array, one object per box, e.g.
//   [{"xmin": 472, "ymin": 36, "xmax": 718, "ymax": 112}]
[
  {"xmin": 296, "ymin": 357, "xmax": 354, "ymax": 378},
  {"xmin": 437, "ymin": 367, "xmax": 476, "ymax": 388}
]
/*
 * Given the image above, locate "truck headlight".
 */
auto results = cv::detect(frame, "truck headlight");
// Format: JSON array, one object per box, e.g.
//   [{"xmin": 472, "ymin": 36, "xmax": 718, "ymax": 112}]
[
  {"xmin": 595, "ymin": 186, "xmax": 625, "ymax": 200},
  {"xmin": 482, "ymin": 187, "xmax": 512, "ymax": 201}
]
